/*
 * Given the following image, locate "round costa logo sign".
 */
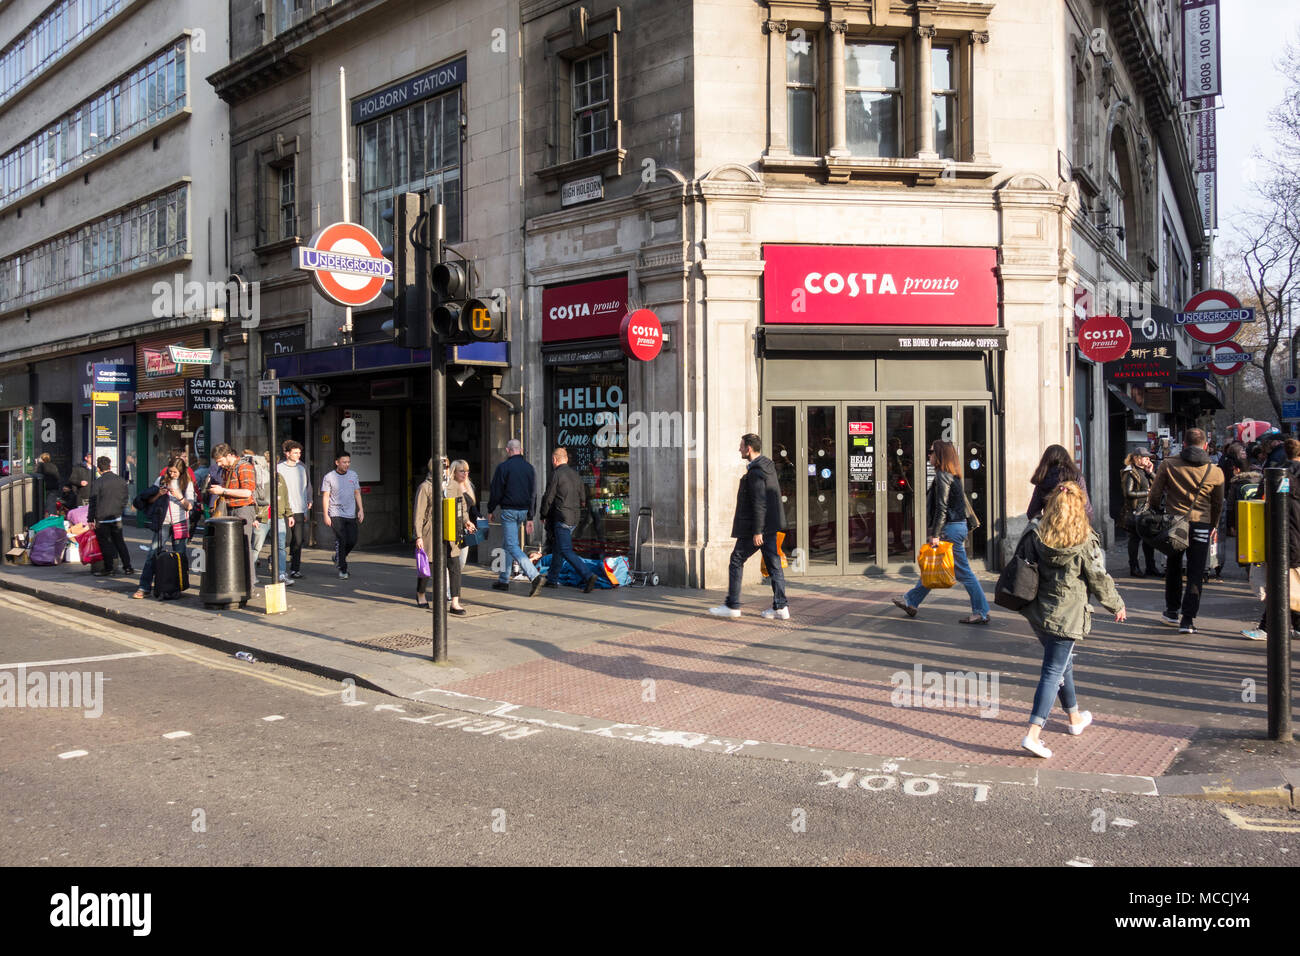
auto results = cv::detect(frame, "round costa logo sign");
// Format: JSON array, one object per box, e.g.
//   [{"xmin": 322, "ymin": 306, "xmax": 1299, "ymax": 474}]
[
  {"xmin": 1181, "ymin": 289, "xmax": 1246, "ymax": 345},
  {"xmin": 295, "ymin": 222, "xmax": 393, "ymax": 308},
  {"xmin": 620, "ymin": 309, "xmax": 663, "ymax": 362},
  {"xmin": 1078, "ymin": 315, "xmax": 1131, "ymax": 363}
]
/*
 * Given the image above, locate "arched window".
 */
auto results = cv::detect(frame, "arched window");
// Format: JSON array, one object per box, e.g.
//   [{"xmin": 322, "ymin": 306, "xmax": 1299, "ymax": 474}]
[{"xmin": 1106, "ymin": 133, "xmax": 1137, "ymax": 260}]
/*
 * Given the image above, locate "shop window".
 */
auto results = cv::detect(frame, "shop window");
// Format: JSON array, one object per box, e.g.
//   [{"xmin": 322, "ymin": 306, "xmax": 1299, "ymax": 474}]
[
  {"xmin": 359, "ymin": 87, "xmax": 462, "ymax": 246},
  {"xmin": 548, "ymin": 361, "xmax": 630, "ymax": 556}
]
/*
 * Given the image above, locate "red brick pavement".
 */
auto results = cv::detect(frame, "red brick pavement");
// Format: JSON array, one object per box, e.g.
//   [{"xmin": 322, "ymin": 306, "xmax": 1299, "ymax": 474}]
[{"xmin": 451, "ymin": 589, "xmax": 1196, "ymax": 776}]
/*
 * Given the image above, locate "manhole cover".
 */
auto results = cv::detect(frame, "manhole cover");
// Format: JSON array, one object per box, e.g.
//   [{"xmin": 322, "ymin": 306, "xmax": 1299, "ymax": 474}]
[{"xmin": 357, "ymin": 632, "xmax": 432, "ymax": 651}]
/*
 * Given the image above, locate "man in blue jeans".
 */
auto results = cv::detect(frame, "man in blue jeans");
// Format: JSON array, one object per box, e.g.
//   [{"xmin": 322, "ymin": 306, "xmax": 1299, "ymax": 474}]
[
  {"xmin": 487, "ymin": 439, "xmax": 545, "ymax": 596},
  {"xmin": 711, "ymin": 434, "xmax": 789, "ymax": 620}
]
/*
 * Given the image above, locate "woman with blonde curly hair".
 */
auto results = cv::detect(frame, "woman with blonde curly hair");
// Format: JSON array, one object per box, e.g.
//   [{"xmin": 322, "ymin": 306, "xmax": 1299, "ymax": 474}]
[{"xmin": 1017, "ymin": 481, "xmax": 1126, "ymax": 759}]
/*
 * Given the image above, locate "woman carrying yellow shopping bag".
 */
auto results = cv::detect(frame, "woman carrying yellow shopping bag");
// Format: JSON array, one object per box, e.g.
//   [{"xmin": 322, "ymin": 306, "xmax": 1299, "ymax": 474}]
[{"xmin": 893, "ymin": 440, "xmax": 991, "ymax": 625}]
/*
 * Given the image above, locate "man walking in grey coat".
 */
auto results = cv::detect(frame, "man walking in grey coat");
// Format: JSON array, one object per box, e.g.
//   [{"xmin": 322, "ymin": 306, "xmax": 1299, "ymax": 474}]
[{"xmin": 710, "ymin": 433, "xmax": 790, "ymax": 620}]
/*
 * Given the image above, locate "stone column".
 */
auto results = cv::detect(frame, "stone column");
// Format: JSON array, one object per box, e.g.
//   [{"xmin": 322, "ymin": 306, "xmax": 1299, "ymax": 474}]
[
  {"xmin": 764, "ymin": 19, "xmax": 790, "ymax": 156},
  {"xmin": 828, "ymin": 20, "xmax": 849, "ymax": 157},
  {"xmin": 916, "ymin": 25, "xmax": 937, "ymax": 159},
  {"xmin": 968, "ymin": 30, "xmax": 991, "ymax": 163}
]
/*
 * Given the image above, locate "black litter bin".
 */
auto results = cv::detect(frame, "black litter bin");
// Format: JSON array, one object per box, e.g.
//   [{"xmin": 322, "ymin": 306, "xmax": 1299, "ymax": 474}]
[{"xmin": 199, "ymin": 517, "xmax": 251, "ymax": 608}]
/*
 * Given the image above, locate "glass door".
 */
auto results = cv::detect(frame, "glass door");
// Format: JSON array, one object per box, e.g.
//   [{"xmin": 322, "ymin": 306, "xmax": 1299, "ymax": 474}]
[
  {"xmin": 805, "ymin": 405, "xmax": 838, "ymax": 570},
  {"xmin": 884, "ymin": 405, "xmax": 916, "ymax": 563},
  {"xmin": 846, "ymin": 406, "xmax": 877, "ymax": 569}
]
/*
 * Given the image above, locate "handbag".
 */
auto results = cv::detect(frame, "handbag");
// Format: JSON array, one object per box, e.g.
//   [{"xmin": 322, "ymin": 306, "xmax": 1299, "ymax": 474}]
[
  {"xmin": 919, "ymin": 541, "xmax": 955, "ymax": 589},
  {"xmin": 415, "ymin": 547, "xmax": 431, "ymax": 578},
  {"xmin": 962, "ymin": 489, "xmax": 981, "ymax": 532},
  {"xmin": 1140, "ymin": 464, "xmax": 1214, "ymax": 555},
  {"xmin": 994, "ymin": 531, "xmax": 1039, "ymax": 611}
]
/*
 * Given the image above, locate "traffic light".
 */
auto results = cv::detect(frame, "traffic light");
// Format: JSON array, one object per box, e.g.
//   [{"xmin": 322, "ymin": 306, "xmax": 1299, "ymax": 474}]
[
  {"xmin": 380, "ymin": 192, "xmax": 425, "ymax": 348},
  {"xmin": 431, "ymin": 260, "xmax": 507, "ymax": 344}
]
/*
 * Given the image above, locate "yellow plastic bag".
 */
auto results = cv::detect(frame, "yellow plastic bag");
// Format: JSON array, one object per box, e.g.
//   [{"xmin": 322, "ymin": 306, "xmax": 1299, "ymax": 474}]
[
  {"xmin": 760, "ymin": 532, "xmax": 788, "ymax": 578},
  {"xmin": 919, "ymin": 541, "xmax": 956, "ymax": 589}
]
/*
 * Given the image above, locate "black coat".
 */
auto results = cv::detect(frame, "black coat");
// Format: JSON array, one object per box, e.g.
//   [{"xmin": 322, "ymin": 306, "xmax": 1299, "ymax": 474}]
[
  {"xmin": 926, "ymin": 471, "xmax": 968, "ymax": 539},
  {"xmin": 68, "ymin": 463, "xmax": 93, "ymax": 502},
  {"xmin": 35, "ymin": 461, "xmax": 60, "ymax": 496},
  {"xmin": 88, "ymin": 471, "xmax": 129, "ymax": 522},
  {"xmin": 731, "ymin": 456, "xmax": 785, "ymax": 538},
  {"xmin": 540, "ymin": 463, "xmax": 585, "ymax": 527}
]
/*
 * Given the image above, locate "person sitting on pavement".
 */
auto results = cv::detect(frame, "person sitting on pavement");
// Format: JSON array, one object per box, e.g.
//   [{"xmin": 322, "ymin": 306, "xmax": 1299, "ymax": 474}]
[
  {"xmin": 1241, "ymin": 439, "xmax": 1300, "ymax": 641},
  {"xmin": 1016, "ymin": 482, "xmax": 1126, "ymax": 759},
  {"xmin": 893, "ymin": 439, "xmax": 990, "ymax": 625}
]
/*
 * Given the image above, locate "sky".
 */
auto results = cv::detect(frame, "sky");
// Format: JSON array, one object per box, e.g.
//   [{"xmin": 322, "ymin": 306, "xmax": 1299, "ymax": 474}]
[{"xmin": 1216, "ymin": 0, "xmax": 1300, "ymax": 260}]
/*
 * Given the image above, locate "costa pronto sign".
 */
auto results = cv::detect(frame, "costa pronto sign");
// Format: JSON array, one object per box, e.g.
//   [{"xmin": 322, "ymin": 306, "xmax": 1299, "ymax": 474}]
[
  {"xmin": 1078, "ymin": 315, "xmax": 1132, "ymax": 363},
  {"xmin": 763, "ymin": 245, "xmax": 998, "ymax": 326},
  {"xmin": 296, "ymin": 222, "xmax": 393, "ymax": 308},
  {"xmin": 620, "ymin": 309, "xmax": 663, "ymax": 362},
  {"xmin": 541, "ymin": 276, "xmax": 628, "ymax": 343}
]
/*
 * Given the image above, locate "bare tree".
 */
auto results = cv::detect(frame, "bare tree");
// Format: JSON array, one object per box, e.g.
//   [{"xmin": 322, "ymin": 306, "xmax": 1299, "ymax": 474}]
[{"xmin": 1227, "ymin": 34, "xmax": 1300, "ymax": 423}]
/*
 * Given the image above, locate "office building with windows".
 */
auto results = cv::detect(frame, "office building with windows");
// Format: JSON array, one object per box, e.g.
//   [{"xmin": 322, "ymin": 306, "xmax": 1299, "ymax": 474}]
[{"xmin": 0, "ymin": 0, "xmax": 230, "ymax": 488}]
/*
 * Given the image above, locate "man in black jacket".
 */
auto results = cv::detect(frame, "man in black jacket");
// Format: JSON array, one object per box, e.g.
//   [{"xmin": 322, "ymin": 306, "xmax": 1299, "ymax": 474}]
[
  {"xmin": 68, "ymin": 453, "xmax": 94, "ymax": 507},
  {"xmin": 711, "ymin": 434, "xmax": 789, "ymax": 620},
  {"xmin": 486, "ymin": 439, "xmax": 545, "ymax": 595},
  {"xmin": 540, "ymin": 447, "xmax": 598, "ymax": 592},
  {"xmin": 88, "ymin": 457, "xmax": 134, "ymax": 576}
]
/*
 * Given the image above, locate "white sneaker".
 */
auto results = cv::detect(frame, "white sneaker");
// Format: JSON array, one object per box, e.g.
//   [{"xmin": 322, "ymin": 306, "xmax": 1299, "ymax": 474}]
[
  {"xmin": 1067, "ymin": 711, "xmax": 1093, "ymax": 736},
  {"xmin": 709, "ymin": 605, "xmax": 741, "ymax": 618},
  {"xmin": 1021, "ymin": 735, "xmax": 1052, "ymax": 759},
  {"xmin": 761, "ymin": 607, "xmax": 791, "ymax": 620}
]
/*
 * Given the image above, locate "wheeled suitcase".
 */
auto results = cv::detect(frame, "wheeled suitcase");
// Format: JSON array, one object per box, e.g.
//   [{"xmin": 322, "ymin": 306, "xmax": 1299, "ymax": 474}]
[{"xmin": 153, "ymin": 549, "xmax": 190, "ymax": 600}]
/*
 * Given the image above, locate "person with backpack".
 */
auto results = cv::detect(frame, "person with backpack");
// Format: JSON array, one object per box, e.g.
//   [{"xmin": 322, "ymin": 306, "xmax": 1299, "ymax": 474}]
[
  {"xmin": 208, "ymin": 443, "xmax": 258, "ymax": 588},
  {"xmin": 1016, "ymin": 482, "xmax": 1126, "ymax": 759},
  {"xmin": 892, "ymin": 439, "xmax": 990, "ymax": 625},
  {"xmin": 1118, "ymin": 449, "xmax": 1159, "ymax": 578}
]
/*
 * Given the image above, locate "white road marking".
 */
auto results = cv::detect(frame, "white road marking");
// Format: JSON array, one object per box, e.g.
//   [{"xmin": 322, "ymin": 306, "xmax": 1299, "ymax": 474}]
[
  {"xmin": 162, "ymin": 731, "xmax": 192, "ymax": 739},
  {"xmin": 1111, "ymin": 817, "xmax": 1138, "ymax": 828},
  {"xmin": 262, "ymin": 715, "xmax": 285, "ymax": 722},
  {"xmin": 0, "ymin": 651, "xmax": 158, "ymax": 669},
  {"xmin": 342, "ymin": 700, "xmax": 367, "ymax": 707},
  {"xmin": 373, "ymin": 704, "xmax": 406, "ymax": 713},
  {"xmin": 1065, "ymin": 857, "xmax": 1095, "ymax": 867},
  {"xmin": 58, "ymin": 750, "xmax": 88, "ymax": 759}
]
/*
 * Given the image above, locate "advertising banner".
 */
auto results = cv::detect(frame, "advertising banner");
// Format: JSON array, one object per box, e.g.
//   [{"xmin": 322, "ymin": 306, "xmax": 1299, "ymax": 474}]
[
  {"xmin": 92, "ymin": 392, "xmax": 120, "ymax": 474},
  {"xmin": 184, "ymin": 379, "xmax": 241, "ymax": 413},
  {"xmin": 1182, "ymin": 0, "xmax": 1221, "ymax": 101},
  {"xmin": 1104, "ymin": 340, "xmax": 1178, "ymax": 383},
  {"xmin": 541, "ymin": 276, "xmax": 628, "ymax": 343},
  {"xmin": 763, "ymin": 246, "xmax": 999, "ymax": 326}
]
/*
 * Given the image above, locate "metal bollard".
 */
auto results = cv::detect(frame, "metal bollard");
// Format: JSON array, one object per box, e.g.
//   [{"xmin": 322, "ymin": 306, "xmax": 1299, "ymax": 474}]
[{"xmin": 1264, "ymin": 466, "xmax": 1293, "ymax": 741}]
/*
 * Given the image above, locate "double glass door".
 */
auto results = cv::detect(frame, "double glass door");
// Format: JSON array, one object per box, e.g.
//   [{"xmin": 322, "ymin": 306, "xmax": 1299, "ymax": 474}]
[{"xmin": 766, "ymin": 400, "xmax": 992, "ymax": 575}]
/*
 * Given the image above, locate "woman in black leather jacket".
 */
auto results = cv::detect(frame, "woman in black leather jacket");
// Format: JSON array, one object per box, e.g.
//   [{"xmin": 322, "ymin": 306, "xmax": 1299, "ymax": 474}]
[{"xmin": 893, "ymin": 440, "xmax": 991, "ymax": 624}]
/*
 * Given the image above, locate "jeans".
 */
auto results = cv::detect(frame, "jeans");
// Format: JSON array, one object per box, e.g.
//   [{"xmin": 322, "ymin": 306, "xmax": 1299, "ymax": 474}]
[
  {"xmin": 903, "ymin": 521, "xmax": 990, "ymax": 617},
  {"xmin": 331, "ymin": 516, "xmax": 359, "ymax": 574},
  {"xmin": 253, "ymin": 518, "xmax": 288, "ymax": 581},
  {"xmin": 1165, "ymin": 522, "xmax": 1211, "ymax": 625},
  {"xmin": 726, "ymin": 532, "xmax": 788, "ymax": 610},
  {"xmin": 287, "ymin": 513, "xmax": 307, "ymax": 572},
  {"xmin": 1029, "ymin": 626, "xmax": 1080, "ymax": 726},
  {"xmin": 138, "ymin": 537, "xmax": 184, "ymax": 593},
  {"xmin": 498, "ymin": 509, "xmax": 539, "ymax": 583},
  {"xmin": 551, "ymin": 521, "xmax": 592, "ymax": 585}
]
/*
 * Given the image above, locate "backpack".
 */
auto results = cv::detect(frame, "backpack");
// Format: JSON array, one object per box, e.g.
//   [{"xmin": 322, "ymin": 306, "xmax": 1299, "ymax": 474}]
[{"xmin": 244, "ymin": 455, "xmax": 271, "ymax": 509}]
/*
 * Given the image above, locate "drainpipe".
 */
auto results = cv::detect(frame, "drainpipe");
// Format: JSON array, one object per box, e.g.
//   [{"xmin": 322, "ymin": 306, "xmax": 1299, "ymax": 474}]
[{"xmin": 490, "ymin": 385, "xmax": 518, "ymax": 441}]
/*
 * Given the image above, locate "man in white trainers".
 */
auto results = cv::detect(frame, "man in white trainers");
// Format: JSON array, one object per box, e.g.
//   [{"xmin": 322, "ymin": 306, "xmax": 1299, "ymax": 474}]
[{"xmin": 710, "ymin": 433, "xmax": 790, "ymax": 620}]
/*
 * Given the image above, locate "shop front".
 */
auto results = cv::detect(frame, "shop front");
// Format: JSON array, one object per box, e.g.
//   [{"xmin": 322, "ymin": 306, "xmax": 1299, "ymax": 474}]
[
  {"xmin": 760, "ymin": 245, "xmax": 1004, "ymax": 574},
  {"xmin": 0, "ymin": 367, "xmax": 32, "ymax": 476},
  {"xmin": 542, "ymin": 275, "xmax": 632, "ymax": 556},
  {"xmin": 135, "ymin": 331, "xmax": 211, "ymax": 486}
]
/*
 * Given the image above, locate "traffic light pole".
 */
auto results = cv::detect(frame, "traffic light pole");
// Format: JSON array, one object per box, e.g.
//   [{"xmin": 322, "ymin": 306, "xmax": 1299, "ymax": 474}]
[
  {"xmin": 428, "ymin": 204, "xmax": 448, "ymax": 663},
  {"xmin": 1265, "ymin": 466, "xmax": 1292, "ymax": 740}
]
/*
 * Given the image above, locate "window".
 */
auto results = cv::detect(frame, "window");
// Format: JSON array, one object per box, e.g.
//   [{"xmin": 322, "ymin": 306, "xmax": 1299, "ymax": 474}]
[
  {"xmin": 0, "ymin": 0, "xmax": 129, "ymax": 107},
  {"xmin": 359, "ymin": 87, "xmax": 462, "ymax": 246},
  {"xmin": 845, "ymin": 41, "xmax": 901, "ymax": 158},
  {"xmin": 279, "ymin": 165, "xmax": 297, "ymax": 239},
  {"xmin": 932, "ymin": 45, "xmax": 957, "ymax": 160},
  {"xmin": 1107, "ymin": 145, "xmax": 1130, "ymax": 259},
  {"xmin": 573, "ymin": 52, "xmax": 610, "ymax": 159},
  {"xmin": 0, "ymin": 40, "xmax": 187, "ymax": 210},
  {"xmin": 0, "ymin": 184, "xmax": 189, "ymax": 313},
  {"xmin": 787, "ymin": 35, "xmax": 817, "ymax": 156}
]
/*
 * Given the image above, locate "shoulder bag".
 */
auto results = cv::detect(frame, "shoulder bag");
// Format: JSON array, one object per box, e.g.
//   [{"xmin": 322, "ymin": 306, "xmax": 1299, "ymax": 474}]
[{"xmin": 994, "ymin": 529, "xmax": 1039, "ymax": 611}]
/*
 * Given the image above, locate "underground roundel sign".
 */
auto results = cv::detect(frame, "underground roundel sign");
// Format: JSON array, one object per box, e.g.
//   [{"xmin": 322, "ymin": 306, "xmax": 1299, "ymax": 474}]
[
  {"xmin": 1179, "ymin": 289, "xmax": 1249, "ymax": 345},
  {"xmin": 296, "ymin": 222, "xmax": 393, "ymax": 308},
  {"xmin": 1078, "ymin": 315, "xmax": 1132, "ymax": 363},
  {"xmin": 620, "ymin": 309, "xmax": 663, "ymax": 361}
]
